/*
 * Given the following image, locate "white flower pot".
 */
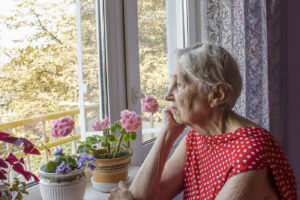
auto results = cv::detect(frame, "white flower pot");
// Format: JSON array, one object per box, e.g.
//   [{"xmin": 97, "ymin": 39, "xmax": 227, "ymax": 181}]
[{"xmin": 39, "ymin": 165, "xmax": 86, "ymax": 200}]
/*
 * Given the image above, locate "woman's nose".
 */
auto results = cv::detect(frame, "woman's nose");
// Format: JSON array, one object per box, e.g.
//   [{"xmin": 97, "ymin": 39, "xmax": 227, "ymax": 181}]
[{"xmin": 164, "ymin": 91, "xmax": 174, "ymax": 101}]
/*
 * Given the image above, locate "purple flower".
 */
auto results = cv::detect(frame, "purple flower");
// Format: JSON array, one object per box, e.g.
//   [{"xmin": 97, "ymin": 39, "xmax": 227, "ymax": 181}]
[
  {"xmin": 80, "ymin": 152, "xmax": 88, "ymax": 160},
  {"xmin": 87, "ymin": 154, "xmax": 95, "ymax": 161},
  {"xmin": 65, "ymin": 166, "xmax": 72, "ymax": 173},
  {"xmin": 56, "ymin": 161, "xmax": 65, "ymax": 173},
  {"xmin": 77, "ymin": 159, "xmax": 84, "ymax": 168},
  {"xmin": 77, "ymin": 152, "xmax": 95, "ymax": 169},
  {"xmin": 55, "ymin": 161, "xmax": 71, "ymax": 174},
  {"xmin": 54, "ymin": 147, "xmax": 63, "ymax": 155},
  {"xmin": 88, "ymin": 163, "xmax": 96, "ymax": 171},
  {"xmin": 80, "ymin": 152, "xmax": 95, "ymax": 161}
]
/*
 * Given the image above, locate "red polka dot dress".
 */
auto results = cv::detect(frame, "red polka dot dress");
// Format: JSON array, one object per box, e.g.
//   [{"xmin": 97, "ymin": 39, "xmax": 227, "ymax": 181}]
[{"xmin": 183, "ymin": 127, "xmax": 297, "ymax": 200}]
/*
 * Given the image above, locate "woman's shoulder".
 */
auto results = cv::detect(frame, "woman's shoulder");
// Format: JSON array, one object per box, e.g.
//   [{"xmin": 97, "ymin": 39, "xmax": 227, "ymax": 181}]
[{"xmin": 227, "ymin": 126, "xmax": 297, "ymax": 199}]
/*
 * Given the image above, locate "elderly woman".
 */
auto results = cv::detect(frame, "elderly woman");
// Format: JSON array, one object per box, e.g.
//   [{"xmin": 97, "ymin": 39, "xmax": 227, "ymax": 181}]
[{"xmin": 109, "ymin": 42, "xmax": 297, "ymax": 200}]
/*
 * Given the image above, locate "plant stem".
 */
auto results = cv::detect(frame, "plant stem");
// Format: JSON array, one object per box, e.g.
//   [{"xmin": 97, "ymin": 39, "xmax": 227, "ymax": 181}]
[
  {"xmin": 113, "ymin": 135, "xmax": 123, "ymax": 158},
  {"xmin": 107, "ymin": 142, "xmax": 111, "ymax": 159},
  {"xmin": 69, "ymin": 134, "xmax": 83, "ymax": 144}
]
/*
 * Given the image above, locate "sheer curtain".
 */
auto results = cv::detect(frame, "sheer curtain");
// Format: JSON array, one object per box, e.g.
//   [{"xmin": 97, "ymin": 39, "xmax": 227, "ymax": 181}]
[{"xmin": 198, "ymin": 0, "xmax": 284, "ymax": 143}]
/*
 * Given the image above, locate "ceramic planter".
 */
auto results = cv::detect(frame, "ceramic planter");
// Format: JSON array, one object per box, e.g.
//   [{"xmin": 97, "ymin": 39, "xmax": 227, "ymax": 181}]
[
  {"xmin": 91, "ymin": 149, "xmax": 132, "ymax": 192},
  {"xmin": 39, "ymin": 165, "xmax": 86, "ymax": 200}
]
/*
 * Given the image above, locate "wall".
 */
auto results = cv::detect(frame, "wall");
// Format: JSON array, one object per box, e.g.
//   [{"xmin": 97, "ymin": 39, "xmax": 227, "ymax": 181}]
[{"xmin": 284, "ymin": 0, "xmax": 300, "ymax": 197}]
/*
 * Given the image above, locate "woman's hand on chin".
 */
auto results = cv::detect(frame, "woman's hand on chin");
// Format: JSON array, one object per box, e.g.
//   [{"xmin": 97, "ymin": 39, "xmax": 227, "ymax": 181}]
[
  {"xmin": 108, "ymin": 181, "xmax": 134, "ymax": 200},
  {"xmin": 162, "ymin": 107, "xmax": 186, "ymax": 139}
]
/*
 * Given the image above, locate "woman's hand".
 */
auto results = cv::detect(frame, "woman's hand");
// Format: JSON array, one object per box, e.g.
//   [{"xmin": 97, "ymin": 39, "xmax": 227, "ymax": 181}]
[
  {"xmin": 162, "ymin": 107, "xmax": 186, "ymax": 139},
  {"xmin": 108, "ymin": 181, "xmax": 134, "ymax": 200}
]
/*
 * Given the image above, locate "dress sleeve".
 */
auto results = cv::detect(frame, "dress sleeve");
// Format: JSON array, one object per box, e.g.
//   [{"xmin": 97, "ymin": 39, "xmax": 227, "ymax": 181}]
[
  {"xmin": 226, "ymin": 133, "xmax": 297, "ymax": 200},
  {"xmin": 227, "ymin": 137, "xmax": 267, "ymax": 178}
]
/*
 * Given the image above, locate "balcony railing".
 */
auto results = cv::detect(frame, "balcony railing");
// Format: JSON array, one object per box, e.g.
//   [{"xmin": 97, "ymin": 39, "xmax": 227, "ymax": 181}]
[{"xmin": 0, "ymin": 105, "xmax": 98, "ymax": 182}]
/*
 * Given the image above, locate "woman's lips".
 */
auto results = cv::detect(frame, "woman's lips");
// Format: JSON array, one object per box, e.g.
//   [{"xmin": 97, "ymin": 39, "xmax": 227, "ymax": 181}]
[{"xmin": 170, "ymin": 106, "xmax": 177, "ymax": 111}]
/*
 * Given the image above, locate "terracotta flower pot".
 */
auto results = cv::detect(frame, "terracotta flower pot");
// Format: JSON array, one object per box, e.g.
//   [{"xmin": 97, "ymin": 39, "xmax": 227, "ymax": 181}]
[{"xmin": 93, "ymin": 149, "xmax": 132, "ymax": 183}]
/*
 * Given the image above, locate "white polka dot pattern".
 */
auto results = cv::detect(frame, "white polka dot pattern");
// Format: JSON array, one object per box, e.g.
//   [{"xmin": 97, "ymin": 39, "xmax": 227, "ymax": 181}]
[{"xmin": 183, "ymin": 127, "xmax": 297, "ymax": 200}]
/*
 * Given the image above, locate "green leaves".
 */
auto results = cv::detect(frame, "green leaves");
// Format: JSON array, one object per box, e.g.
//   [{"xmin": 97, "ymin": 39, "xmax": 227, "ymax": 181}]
[
  {"xmin": 120, "ymin": 128, "xmax": 127, "ymax": 135},
  {"xmin": 122, "ymin": 134, "xmax": 130, "ymax": 143},
  {"xmin": 77, "ymin": 135, "xmax": 105, "ymax": 154},
  {"xmin": 130, "ymin": 132, "xmax": 137, "ymax": 140},
  {"xmin": 107, "ymin": 135, "xmax": 118, "ymax": 143},
  {"xmin": 44, "ymin": 161, "xmax": 58, "ymax": 172},
  {"xmin": 121, "ymin": 132, "xmax": 136, "ymax": 143},
  {"xmin": 110, "ymin": 121, "xmax": 122, "ymax": 133},
  {"xmin": 4, "ymin": 178, "xmax": 29, "ymax": 200},
  {"xmin": 101, "ymin": 142, "xmax": 108, "ymax": 147},
  {"xmin": 65, "ymin": 156, "xmax": 76, "ymax": 168},
  {"xmin": 86, "ymin": 136, "xmax": 99, "ymax": 144},
  {"xmin": 77, "ymin": 143, "xmax": 94, "ymax": 154}
]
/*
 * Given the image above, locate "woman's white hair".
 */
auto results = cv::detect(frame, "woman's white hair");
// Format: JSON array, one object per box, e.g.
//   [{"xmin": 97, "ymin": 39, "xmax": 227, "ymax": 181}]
[{"xmin": 175, "ymin": 41, "xmax": 242, "ymax": 109}]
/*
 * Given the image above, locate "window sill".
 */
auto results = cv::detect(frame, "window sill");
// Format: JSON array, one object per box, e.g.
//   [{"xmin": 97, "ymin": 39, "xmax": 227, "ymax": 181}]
[{"xmin": 23, "ymin": 166, "xmax": 140, "ymax": 200}]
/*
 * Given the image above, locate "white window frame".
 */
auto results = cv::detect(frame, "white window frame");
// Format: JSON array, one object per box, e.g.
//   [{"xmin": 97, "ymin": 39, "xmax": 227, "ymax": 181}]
[
  {"xmin": 123, "ymin": 0, "xmax": 201, "ymax": 165},
  {"xmin": 77, "ymin": 0, "xmax": 128, "ymax": 140},
  {"xmin": 79, "ymin": 0, "xmax": 202, "ymax": 165}
]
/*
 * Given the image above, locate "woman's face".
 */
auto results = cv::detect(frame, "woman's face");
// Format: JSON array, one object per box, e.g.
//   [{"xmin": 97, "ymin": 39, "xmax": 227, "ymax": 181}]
[{"xmin": 165, "ymin": 63, "xmax": 212, "ymax": 125}]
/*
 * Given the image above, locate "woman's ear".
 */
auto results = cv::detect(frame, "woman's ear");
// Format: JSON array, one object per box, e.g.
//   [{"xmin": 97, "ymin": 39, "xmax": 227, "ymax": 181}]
[{"xmin": 209, "ymin": 83, "xmax": 228, "ymax": 108}]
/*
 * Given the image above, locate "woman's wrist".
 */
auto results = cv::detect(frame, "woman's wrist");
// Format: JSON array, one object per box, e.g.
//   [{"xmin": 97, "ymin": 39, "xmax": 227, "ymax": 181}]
[{"xmin": 159, "ymin": 128, "xmax": 180, "ymax": 146}]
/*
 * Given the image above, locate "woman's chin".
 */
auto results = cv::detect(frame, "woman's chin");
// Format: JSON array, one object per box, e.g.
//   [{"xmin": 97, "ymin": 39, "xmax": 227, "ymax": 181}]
[{"xmin": 173, "ymin": 114, "xmax": 184, "ymax": 125}]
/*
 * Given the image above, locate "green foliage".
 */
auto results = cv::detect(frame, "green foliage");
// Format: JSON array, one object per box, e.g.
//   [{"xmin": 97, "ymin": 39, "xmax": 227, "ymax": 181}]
[
  {"xmin": 77, "ymin": 123, "xmax": 135, "ymax": 159},
  {"xmin": 77, "ymin": 135, "xmax": 105, "ymax": 154},
  {"xmin": 0, "ymin": 0, "xmax": 99, "ymax": 121},
  {"xmin": 44, "ymin": 160, "xmax": 58, "ymax": 172},
  {"xmin": 1, "ymin": 178, "xmax": 29, "ymax": 200},
  {"xmin": 93, "ymin": 149, "xmax": 129, "ymax": 159},
  {"xmin": 106, "ymin": 135, "xmax": 118, "ymax": 143},
  {"xmin": 130, "ymin": 132, "xmax": 137, "ymax": 140},
  {"xmin": 122, "ymin": 134, "xmax": 131, "ymax": 143},
  {"xmin": 44, "ymin": 153, "xmax": 77, "ymax": 173}
]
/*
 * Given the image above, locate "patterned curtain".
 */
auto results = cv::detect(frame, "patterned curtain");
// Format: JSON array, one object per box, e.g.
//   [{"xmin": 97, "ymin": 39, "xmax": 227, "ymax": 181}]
[{"xmin": 199, "ymin": 0, "xmax": 284, "ymax": 143}]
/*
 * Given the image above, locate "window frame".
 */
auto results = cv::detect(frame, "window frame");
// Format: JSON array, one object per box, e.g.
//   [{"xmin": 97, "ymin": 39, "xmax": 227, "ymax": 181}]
[{"xmin": 122, "ymin": 0, "xmax": 201, "ymax": 165}]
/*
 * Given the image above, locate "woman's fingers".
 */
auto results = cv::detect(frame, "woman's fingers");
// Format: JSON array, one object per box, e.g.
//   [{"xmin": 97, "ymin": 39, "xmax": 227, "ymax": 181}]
[
  {"xmin": 110, "ymin": 187, "xmax": 119, "ymax": 193},
  {"xmin": 108, "ymin": 183, "xmax": 134, "ymax": 200},
  {"xmin": 118, "ymin": 180, "xmax": 127, "ymax": 189}
]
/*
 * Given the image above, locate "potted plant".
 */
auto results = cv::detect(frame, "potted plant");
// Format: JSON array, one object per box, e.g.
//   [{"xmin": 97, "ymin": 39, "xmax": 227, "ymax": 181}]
[
  {"xmin": 38, "ymin": 116, "xmax": 96, "ymax": 200},
  {"xmin": 77, "ymin": 96, "xmax": 159, "ymax": 192},
  {"xmin": 0, "ymin": 131, "xmax": 40, "ymax": 200}
]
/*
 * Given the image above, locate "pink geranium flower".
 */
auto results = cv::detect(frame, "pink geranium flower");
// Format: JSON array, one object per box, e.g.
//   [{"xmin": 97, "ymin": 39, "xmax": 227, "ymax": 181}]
[
  {"xmin": 93, "ymin": 117, "xmax": 110, "ymax": 131},
  {"xmin": 120, "ymin": 110, "xmax": 141, "ymax": 132},
  {"xmin": 51, "ymin": 116, "xmax": 75, "ymax": 138},
  {"xmin": 141, "ymin": 96, "xmax": 159, "ymax": 113}
]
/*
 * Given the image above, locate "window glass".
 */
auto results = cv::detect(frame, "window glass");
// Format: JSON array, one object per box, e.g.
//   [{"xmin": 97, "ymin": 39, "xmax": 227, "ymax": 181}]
[
  {"xmin": 137, "ymin": 0, "xmax": 170, "ymax": 143},
  {"xmin": 0, "ymin": 0, "xmax": 102, "ymax": 179}
]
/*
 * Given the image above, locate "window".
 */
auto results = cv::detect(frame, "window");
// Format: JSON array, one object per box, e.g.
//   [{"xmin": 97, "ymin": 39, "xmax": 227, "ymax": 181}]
[
  {"xmin": 0, "ymin": 0, "xmax": 106, "ymax": 179},
  {"xmin": 137, "ymin": 0, "xmax": 170, "ymax": 143},
  {"xmin": 0, "ymin": 0, "xmax": 200, "ymax": 177},
  {"xmin": 125, "ymin": 0, "xmax": 200, "ymax": 165}
]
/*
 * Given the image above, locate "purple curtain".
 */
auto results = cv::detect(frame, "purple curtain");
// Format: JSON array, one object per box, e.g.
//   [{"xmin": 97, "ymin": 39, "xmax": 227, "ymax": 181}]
[{"xmin": 199, "ymin": 0, "xmax": 284, "ymax": 143}]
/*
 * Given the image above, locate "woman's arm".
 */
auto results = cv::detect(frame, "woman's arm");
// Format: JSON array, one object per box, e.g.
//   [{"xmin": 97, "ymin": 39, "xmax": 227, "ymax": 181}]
[
  {"xmin": 158, "ymin": 136, "xmax": 186, "ymax": 200},
  {"xmin": 215, "ymin": 168, "xmax": 280, "ymax": 200},
  {"xmin": 128, "ymin": 108, "xmax": 186, "ymax": 200},
  {"xmin": 109, "ymin": 135, "xmax": 186, "ymax": 200}
]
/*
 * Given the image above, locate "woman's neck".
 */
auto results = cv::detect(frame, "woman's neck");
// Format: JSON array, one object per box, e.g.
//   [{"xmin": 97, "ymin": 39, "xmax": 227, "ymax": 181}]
[{"xmin": 190, "ymin": 109, "xmax": 257, "ymax": 136}]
